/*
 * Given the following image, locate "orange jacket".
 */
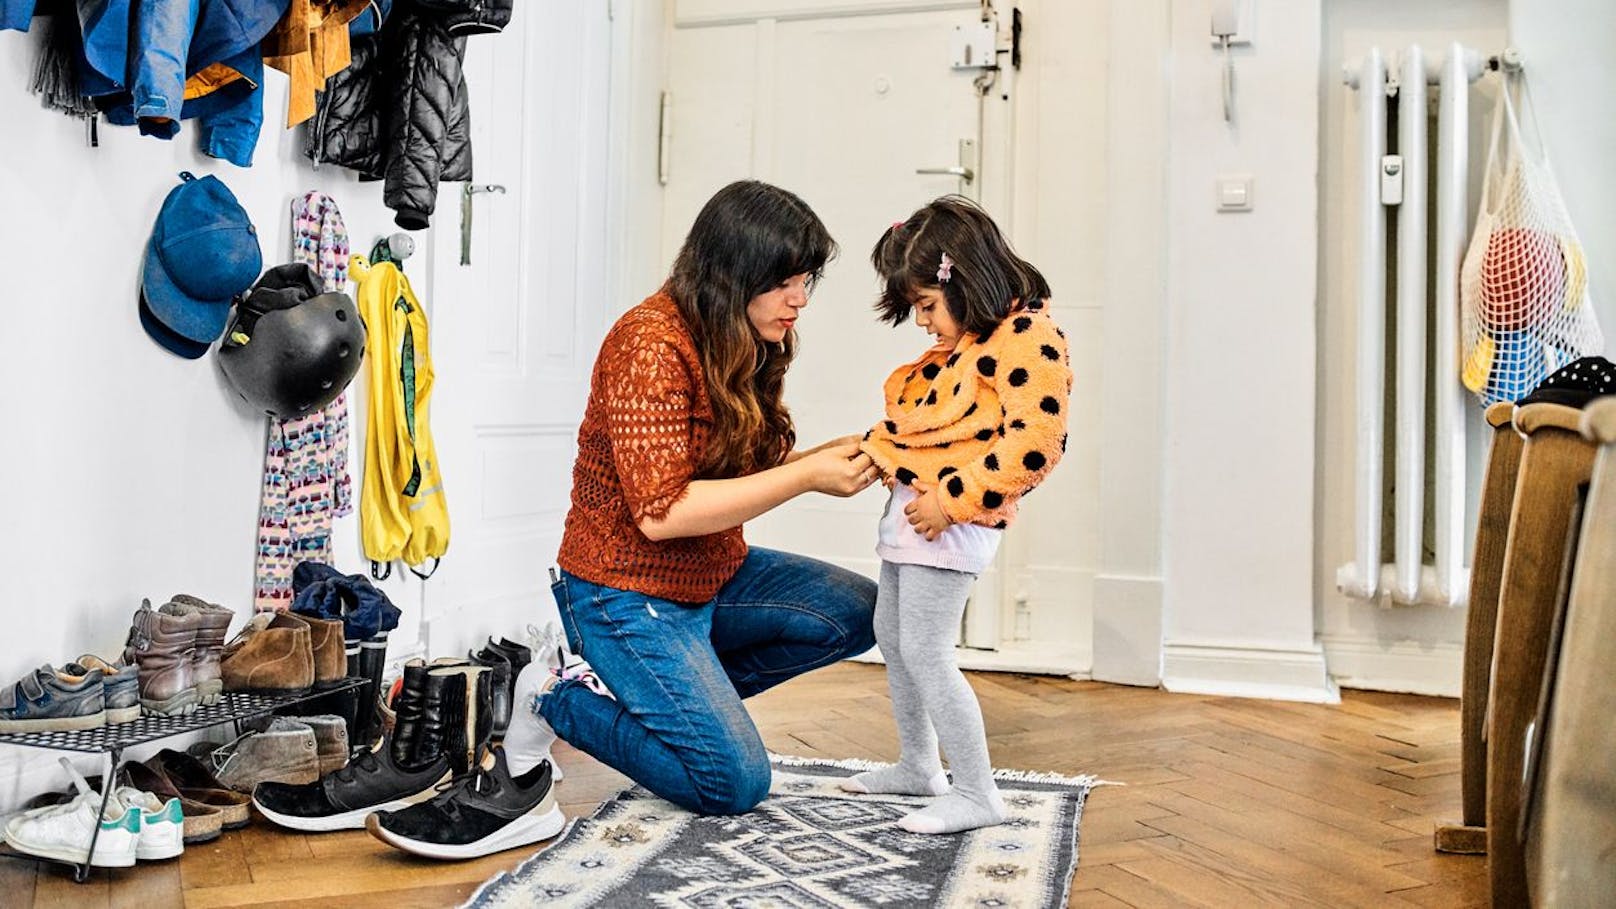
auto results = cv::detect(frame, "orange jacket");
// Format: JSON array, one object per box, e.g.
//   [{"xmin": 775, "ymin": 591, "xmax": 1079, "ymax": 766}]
[{"xmin": 860, "ymin": 301, "xmax": 1072, "ymax": 528}]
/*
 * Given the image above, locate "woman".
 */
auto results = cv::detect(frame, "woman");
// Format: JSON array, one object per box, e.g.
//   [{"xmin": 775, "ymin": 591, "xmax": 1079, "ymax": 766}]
[{"xmin": 502, "ymin": 180, "xmax": 881, "ymax": 816}]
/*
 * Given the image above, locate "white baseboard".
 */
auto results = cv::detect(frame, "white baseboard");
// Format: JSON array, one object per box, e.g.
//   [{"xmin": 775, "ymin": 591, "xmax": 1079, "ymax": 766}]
[
  {"xmin": 850, "ymin": 639, "xmax": 1090, "ymax": 677},
  {"xmin": 1162, "ymin": 641, "xmax": 1341, "ymax": 704},
  {"xmin": 1320, "ymin": 634, "xmax": 1462, "ymax": 698}
]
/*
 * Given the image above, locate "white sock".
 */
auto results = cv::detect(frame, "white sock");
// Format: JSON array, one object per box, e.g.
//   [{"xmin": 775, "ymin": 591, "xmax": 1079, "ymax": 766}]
[
  {"xmin": 898, "ymin": 786, "xmax": 1006, "ymax": 835},
  {"xmin": 839, "ymin": 766, "xmax": 949, "ymax": 797},
  {"xmin": 501, "ymin": 662, "xmax": 561, "ymax": 779}
]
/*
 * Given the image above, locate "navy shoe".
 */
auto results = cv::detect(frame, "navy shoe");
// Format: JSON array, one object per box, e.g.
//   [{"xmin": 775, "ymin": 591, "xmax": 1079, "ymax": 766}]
[{"xmin": 0, "ymin": 666, "xmax": 106, "ymax": 732}]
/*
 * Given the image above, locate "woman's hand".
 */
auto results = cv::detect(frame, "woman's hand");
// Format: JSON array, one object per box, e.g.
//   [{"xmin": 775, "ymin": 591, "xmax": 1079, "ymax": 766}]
[
  {"xmin": 784, "ymin": 434, "xmax": 866, "ymax": 465},
  {"xmin": 904, "ymin": 487, "xmax": 952, "ymax": 541},
  {"xmin": 798, "ymin": 442, "xmax": 880, "ymax": 497}
]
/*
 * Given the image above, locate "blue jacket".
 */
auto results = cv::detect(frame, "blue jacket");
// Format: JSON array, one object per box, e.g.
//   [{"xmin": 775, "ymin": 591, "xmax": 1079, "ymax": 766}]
[
  {"xmin": 0, "ymin": 0, "xmax": 35, "ymax": 31},
  {"xmin": 79, "ymin": 0, "xmax": 288, "ymax": 167}
]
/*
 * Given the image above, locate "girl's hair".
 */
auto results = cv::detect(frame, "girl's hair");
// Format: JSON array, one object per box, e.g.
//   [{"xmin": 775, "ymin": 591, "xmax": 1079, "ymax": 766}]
[
  {"xmin": 872, "ymin": 195, "xmax": 1050, "ymax": 337},
  {"xmin": 667, "ymin": 180, "xmax": 836, "ymax": 479}
]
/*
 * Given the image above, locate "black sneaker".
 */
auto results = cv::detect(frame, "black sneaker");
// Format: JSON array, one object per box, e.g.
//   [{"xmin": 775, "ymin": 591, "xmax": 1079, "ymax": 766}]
[
  {"xmin": 252, "ymin": 738, "xmax": 450, "ymax": 832},
  {"xmin": 366, "ymin": 746, "xmax": 563, "ymax": 860}
]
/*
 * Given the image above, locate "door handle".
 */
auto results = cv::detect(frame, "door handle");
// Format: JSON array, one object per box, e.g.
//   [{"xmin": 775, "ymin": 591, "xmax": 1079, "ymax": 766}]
[
  {"xmin": 915, "ymin": 165, "xmax": 975, "ymax": 181},
  {"xmin": 460, "ymin": 184, "xmax": 508, "ymax": 266}
]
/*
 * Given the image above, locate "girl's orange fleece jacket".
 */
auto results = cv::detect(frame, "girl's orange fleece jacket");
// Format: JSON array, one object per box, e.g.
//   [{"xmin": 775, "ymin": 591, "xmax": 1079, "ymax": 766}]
[{"xmin": 860, "ymin": 300, "xmax": 1072, "ymax": 529}]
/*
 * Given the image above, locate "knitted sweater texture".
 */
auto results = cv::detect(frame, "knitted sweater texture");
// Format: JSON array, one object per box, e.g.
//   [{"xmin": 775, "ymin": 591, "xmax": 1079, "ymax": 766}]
[
  {"xmin": 557, "ymin": 293, "xmax": 748, "ymax": 603},
  {"xmin": 860, "ymin": 300, "xmax": 1072, "ymax": 528}
]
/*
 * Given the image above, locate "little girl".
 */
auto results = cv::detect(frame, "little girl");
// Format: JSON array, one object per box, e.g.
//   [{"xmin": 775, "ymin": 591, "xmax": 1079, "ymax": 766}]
[{"xmin": 842, "ymin": 197, "xmax": 1071, "ymax": 834}]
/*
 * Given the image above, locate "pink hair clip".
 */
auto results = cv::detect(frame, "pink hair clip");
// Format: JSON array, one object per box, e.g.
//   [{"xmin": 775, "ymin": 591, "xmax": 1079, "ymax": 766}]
[{"xmin": 937, "ymin": 252, "xmax": 954, "ymax": 284}]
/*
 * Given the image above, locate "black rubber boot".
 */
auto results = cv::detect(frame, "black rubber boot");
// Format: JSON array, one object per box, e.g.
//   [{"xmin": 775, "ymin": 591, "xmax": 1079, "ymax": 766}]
[
  {"xmin": 428, "ymin": 666, "xmax": 492, "ymax": 777},
  {"xmin": 351, "ymin": 633, "xmax": 389, "ymax": 752},
  {"xmin": 466, "ymin": 649, "xmax": 512, "ymax": 738}
]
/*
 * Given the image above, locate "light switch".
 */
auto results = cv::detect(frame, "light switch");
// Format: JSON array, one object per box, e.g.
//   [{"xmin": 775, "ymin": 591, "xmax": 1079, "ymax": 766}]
[{"xmin": 1216, "ymin": 174, "xmax": 1253, "ymax": 212}]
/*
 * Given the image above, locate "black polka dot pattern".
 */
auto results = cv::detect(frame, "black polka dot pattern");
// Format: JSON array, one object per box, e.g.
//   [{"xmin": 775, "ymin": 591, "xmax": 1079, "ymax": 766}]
[
  {"xmin": 861, "ymin": 306, "xmax": 1070, "ymax": 531},
  {"xmin": 1519, "ymin": 356, "xmax": 1616, "ymax": 409}
]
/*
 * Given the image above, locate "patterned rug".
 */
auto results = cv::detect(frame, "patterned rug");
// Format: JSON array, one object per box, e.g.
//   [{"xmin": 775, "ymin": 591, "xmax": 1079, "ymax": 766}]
[{"xmin": 464, "ymin": 755, "xmax": 1098, "ymax": 909}]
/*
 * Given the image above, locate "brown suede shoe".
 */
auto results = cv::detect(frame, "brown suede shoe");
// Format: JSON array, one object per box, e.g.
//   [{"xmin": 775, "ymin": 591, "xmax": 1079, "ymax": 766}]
[
  {"xmin": 221, "ymin": 613, "xmax": 313, "ymax": 694},
  {"xmin": 162, "ymin": 595, "xmax": 236, "ymax": 706},
  {"xmin": 287, "ymin": 613, "xmax": 347, "ymax": 688}
]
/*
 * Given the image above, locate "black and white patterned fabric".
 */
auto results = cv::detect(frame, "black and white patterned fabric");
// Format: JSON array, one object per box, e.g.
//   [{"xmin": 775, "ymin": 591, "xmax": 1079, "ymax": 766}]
[{"xmin": 1519, "ymin": 356, "xmax": 1616, "ymax": 409}]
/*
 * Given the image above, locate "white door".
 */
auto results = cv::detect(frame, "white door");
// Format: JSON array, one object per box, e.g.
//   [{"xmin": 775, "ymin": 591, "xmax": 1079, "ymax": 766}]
[
  {"xmin": 424, "ymin": 1, "xmax": 614, "ymax": 657},
  {"xmin": 662, "ymin": 4, "xmax": 1024, "ymax": 658}
]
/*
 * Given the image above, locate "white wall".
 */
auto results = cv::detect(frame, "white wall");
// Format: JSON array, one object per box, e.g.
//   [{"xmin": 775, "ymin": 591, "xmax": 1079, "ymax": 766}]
[
  {"xmin": 1152, "ymin": 0, "xmax": 1335, "ymax": 701},
  {"xmin": 1509, "ymin": 0, "xmax": 1616, "ymax": 339}
]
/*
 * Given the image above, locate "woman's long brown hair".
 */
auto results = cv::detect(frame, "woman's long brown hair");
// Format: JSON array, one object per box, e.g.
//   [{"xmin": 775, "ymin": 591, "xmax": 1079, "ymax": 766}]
[{"xmin": 667, "ymin": 181, "xmax": 836, "ymax": 479}]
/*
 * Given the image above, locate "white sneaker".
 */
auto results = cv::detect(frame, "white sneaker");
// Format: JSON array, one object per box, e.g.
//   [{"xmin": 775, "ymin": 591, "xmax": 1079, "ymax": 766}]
[
  {"xmin": 4, "ymin": 790, "xmax": 140, "ymax": 867},
  {"xmin": 117, "ymin": 788, "xmax": 184, "ymax": 860},
  {"xmin": 501, "ymin": 661, "xmax": 563, "ymax": 780}
]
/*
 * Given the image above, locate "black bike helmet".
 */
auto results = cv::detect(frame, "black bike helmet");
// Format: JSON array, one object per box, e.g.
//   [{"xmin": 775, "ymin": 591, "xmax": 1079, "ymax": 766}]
[{"xmin": 217, "ymin": 263, "xmax": 366, "ymax": 419}]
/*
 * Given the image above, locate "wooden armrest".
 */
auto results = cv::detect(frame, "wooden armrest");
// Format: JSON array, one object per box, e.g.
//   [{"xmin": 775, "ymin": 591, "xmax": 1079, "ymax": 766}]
[
  {"xmin": 1514, "ymin": 402, "xmax": 1585, "ymax": 436},
  {"xmin": 1485, "ymin": 401, "xmax": 1515, "ymax": 429},
  {"xmin": 1581, "ymin": 397, "xmax": 1616, "ymax": 444}
]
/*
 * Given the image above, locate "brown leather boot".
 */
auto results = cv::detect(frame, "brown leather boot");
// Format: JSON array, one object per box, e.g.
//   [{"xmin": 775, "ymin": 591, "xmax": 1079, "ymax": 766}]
[
  {"xmin": 287, "ymin": 613, "xmax": 347, "ymax": 688},
  {"xmin": 221, "ymin": 613, "xmax": 314, "ymax": 694},
  {"xmin": 162, "ymin": 595, "xmax": 235, "ymax": 706},
  {"xmin": 123, "ymin": 599, "xmax": 200, "ymax": 716}
]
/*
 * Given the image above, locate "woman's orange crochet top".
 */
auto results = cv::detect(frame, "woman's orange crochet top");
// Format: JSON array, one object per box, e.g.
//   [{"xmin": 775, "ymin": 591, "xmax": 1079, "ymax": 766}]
[{"xmin": 557, "ymin": 293, "xmax": 747, "ymax": 603}]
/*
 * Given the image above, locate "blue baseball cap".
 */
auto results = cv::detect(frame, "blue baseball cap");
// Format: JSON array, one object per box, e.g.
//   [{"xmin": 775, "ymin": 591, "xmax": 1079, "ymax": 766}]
[{"xmin": 140, "ymin": 172, "xmax": 262, "ymax": 359}]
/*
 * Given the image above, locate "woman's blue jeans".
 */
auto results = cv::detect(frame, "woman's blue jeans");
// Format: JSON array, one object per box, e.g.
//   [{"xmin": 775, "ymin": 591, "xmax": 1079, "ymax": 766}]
[{"xmin": 538, "ymin": 547, "xmax": 877, "ymax": 815}]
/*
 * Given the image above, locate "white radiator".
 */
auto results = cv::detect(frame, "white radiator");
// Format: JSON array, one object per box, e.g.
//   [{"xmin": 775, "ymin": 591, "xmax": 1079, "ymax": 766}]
[{"xmin": 1337, "ymin": 44, "xmax": 1494, "ymax": 607}]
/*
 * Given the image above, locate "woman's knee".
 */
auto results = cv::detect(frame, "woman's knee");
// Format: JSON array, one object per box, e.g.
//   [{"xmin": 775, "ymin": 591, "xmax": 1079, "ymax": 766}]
[{"xmin": 687, "ymin": 747, "xmax": 771, "ymax": 815}]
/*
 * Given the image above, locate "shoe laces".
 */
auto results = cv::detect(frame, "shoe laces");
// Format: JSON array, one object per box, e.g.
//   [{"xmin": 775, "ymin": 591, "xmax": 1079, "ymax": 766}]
[
  {"xmin": 555, "ymin": 662, "xmax": 611, "ymax": 699},
  {"xmin": 331, "ymin": 747, "xmax": 381, "ymax": 784}
]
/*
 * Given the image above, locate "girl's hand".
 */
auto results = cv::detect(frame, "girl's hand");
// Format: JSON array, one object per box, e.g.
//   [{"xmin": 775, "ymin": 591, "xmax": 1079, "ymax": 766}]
[
  {"xmin": 800, "ymin": 443, "xmax": 879, "ymax": 497},
  {"xmin": 904, "ymin": 487, "xmax": 952, "ymax": 540}
]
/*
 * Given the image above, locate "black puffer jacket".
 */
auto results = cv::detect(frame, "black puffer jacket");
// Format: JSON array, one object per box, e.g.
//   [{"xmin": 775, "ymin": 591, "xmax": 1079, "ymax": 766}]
[
  {"xmin": 306, "ymin": 2, "xmax": 495, "ymax": 230},
  {"xmin": 416, "ymin": 0, "xmax": 512, "ymax": 35}
]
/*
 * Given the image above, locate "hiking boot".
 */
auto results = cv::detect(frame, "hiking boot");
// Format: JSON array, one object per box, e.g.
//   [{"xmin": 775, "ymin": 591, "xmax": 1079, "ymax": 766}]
[
  {"xmin": 221, "ymin": 613, "xmax": 313, "ymax": 694},
  {"xmin": 121, "ymin": 759, "xmax": 224, "ymax": 845},
  {"xmin": 124, "ymin": 598, "xmax": 201, "ymax": 716},
  {"xmin": 266, "ymin": 714, "xmax": 348, "ymax": 776},
  {"xmin": 162, "ymin": 595, "xmax": 236, "ymax": 705},
  {"xmin": 367, "ymin": 747, "xmax": 563, "ymax": 860},
  {"xmin": 67, "ymin": 655, "xmax": 139, "ymax": 724},
  {"xmin": 147, "ymin": 750, "xmax": 251, "ymax": 830},
  {"xmin": 199, "ymin": 718, "xmax": 319, "ymax": 793},
  {"xmin": 0, "ymin": 665, "xmax": 105, "ymax": 732}
]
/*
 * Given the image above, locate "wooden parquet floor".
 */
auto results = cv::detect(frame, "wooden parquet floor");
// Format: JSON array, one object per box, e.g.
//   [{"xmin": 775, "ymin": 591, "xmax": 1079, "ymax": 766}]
[{"xmin": 0, "ymin": 661, "xmax": 1485, "ymax": 908}]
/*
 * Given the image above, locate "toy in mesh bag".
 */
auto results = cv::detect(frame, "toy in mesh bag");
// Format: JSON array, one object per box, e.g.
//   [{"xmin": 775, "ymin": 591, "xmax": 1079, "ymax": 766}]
[{"xmin": 1459, "ymin": 74, "xmax": 1603, "ymax": 407}]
